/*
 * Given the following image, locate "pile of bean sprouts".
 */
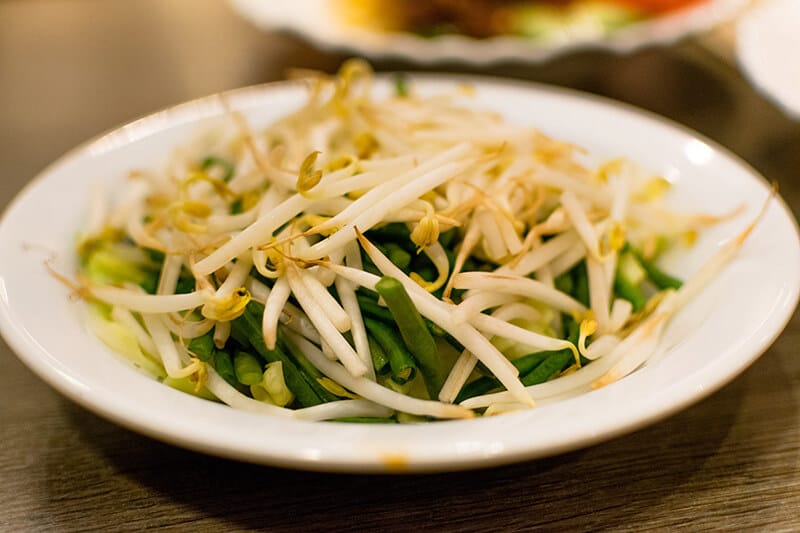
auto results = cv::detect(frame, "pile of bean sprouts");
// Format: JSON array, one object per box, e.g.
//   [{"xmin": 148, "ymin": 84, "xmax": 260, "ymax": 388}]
[{"xmin": 75, "ymin": 60, "xmax": 760, "ymax": 422}]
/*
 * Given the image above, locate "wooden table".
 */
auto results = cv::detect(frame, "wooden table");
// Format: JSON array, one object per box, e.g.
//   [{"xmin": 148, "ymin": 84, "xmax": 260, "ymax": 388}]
[{"xmin": 2, "ymin": 1, "xmax": 798, "ymax": 530}]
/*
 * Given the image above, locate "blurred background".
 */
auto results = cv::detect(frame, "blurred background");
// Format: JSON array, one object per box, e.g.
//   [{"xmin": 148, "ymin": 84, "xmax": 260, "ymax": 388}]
[
  {"xmin": 2, "ymin": 0, "xmax": 799, "ymax": 530},
  {"xmin": 2, "ymin": 0, "xmax": 798, "ymax": 215}
]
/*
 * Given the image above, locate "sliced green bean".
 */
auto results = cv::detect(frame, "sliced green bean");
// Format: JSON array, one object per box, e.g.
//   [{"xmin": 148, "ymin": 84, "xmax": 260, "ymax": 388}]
[
  {"xmin": 231, "ymin": 303, "xmax": 323, "ymax": 407},
  {"xmin": 455, "ymin": 351, "xmax": 551, "ymax": 403},
  {"xmin": 375, "ymin": 276, "xmax": 445, "ymax": 399},
  {"xmin": 438, "ymin": 227, "xmax": 459, "ymax": 249},
  {"xmin": 572, "ymin": 261, "xmax": 590, "ymax": 308},
  {"xmin": 357, "ymin": 293, "xmax": 448, "ymax": 339},
  {"xmin": 364, "ymin": 317, "xmax": 417, "ymax": 384},
  {"xmin": 613, "ymin": 274, "xmax": 647, "ymax": 312},
  {"xmin": 233, "ymin": 350, "xmax": 263, "ymax": 386},
  {"xmin": 357, "ymin": 294, "xmax": 396, "ymax": 322},
  {"xmin": 521, "ymin": 350, "xmax": 574, "ymax": 386},
  {"xmin": 187, "ymin": 331, "xmax": 215, "ymax": 362},
  {"xmin": 365, "ymin": 222, "xmax": 411, "ymax": 242},
  {"xmin": 393, "ymin": 75, "xmax": 408, "ymax": 97},
  {"xmin": 367, "ymin": 334, "xmax": 390, "ymax": 375},
  {"xmin": 277, "ymin": 329, "xmax": 340, "ymax": 404},
  {"xmin": 457, "ymin": 318, "xmax": 581, "ymax": 401},
  {"xmin": 229, "ymin": 198, "xmax": 244, "ymax": 215},
  {"xmin": 554, "ymin": 271, "xmax": 574, "ymax": 295},
  {"xmin": 382, "ymin": 243, "xmax": 412, "ymax": 270},
  {"xmin": 213, "ymin": 350, "xmax": 237, "ymax": 387},
  {"xmin": 632, "ymin": 249, "xmax": 683, "ymax": 290},
  {"xmin": 174, "ymin": 275, "xmax": 196, "ymax": 295}
]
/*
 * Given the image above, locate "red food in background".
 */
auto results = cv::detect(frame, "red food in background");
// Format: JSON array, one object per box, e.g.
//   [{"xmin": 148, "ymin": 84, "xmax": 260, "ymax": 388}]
[{"xmin": 613, "ymin": 0, "xmax": 707, "ymax": 14}]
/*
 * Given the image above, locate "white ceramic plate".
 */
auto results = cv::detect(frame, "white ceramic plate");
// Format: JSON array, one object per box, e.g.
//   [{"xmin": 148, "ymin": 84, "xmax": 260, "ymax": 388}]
[
  {"xmin": 230, "ymin": 0, "xmax": 745, "ymax": 64},
  {"xmin": 1, "ymin": 77, "xmax": 797, "ymax": 473},
  {"xmin": 736, "ymin": 0, "xmax": 800, "ymax": 120}
]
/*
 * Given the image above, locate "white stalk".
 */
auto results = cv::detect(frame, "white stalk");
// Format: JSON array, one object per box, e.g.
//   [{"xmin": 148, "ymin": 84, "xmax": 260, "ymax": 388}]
[
  {"xmin": 285, "ymin": 264, "xmax": 367, "ymax": 377},
  {"xmin": 141, "ymin": 314, "xmax": 190, "ymax": 378},
  {"xmin": 452, "ymin": 272, "xmax": 586, "ymax": 315},
  {"xmin": 263, "ymin": 276, "xmax": 291, "ymax": 350},
  {"xmin": 335, "ymin": 242, "xmax": 375, "ymax": 380},
  {"xmin": 156, "ymin": 254, "xmax": 184, "ymax": 295},
  {"xmin": 560, "ymin": 190, "xmax": 602, "ymax": 261},
  {"xmin": 452, "ymin": 292, "xmax": 517, "ymax": 324},
  {"xmin": 297, "ymin": 267, "xmax": 351, "ymax": 333},
  {"xmin": 288, "ymin": 332, "xmax": 473, "ymax": 419},
  {"xmin": 215, "ymin": 254, "xmax": 253, "ymax": 298},
  {"xmin": 302, "ymin": 161, "xmax": 469, "ymax": 259},
  {"xmin": 470, "ymin": 313, "xmax": 575, "ymax": 353},
  {"xmin": 502, "ymin": 231, "xmax": 579, "ymax": 277},
  {"xmin": 586, "ymin": 257, "xmax": 611, "ymax": 332},
  {"xmin": 438, "ymin": 350, "xmax": 478, "ymax": 404},
  {"xmin": 583, "ymin": 334, "xmax": 620, "ymax": 360},
  {"xmin": 550, "ymin": 244, "xmax": 587, "ymax": 278},
  {"xmin": 90, "ymin": 286, "xmax": 206, "ymax": 313},
  {"xmin": 110, "ymin": 306, "xmax": 158, "ymax": 358},
  {"xmin": 609, "ymin": 298, "xmax": 633, "ymax": 333},
  {"xmin": 490, "ymin": 302, "xmax": 542, "ymax": 323},
  {"xmin": 293, "ymin": 400, "xmax": 394, "ymax": 421},
  {"xmin": 165, "ymin": 313, "xmax": 214, "ymax": 339},
  {"xmin": 194, "ymin": 193, "xmax": 311, "ymax": 275}
]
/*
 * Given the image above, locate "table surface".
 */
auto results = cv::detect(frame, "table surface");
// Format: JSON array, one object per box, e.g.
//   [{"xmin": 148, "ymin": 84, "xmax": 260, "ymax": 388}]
[{"xmin": 2, "ymin": 1, "xmax": 799, "ymax": 531}]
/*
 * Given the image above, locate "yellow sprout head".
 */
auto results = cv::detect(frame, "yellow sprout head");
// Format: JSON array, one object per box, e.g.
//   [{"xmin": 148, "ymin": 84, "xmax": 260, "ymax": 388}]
[
  {"xmin": 201, "ymin": 287, "xmax": 251, "ymax": 321},
  {"xmin": 410, "ymin": 215, "xmax": 440, "ymax": 252}
]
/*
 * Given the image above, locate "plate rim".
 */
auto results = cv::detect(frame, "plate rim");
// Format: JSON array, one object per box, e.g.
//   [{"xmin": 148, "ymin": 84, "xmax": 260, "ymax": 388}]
[{"xmin": 1, "ymin": 74, "xmax": 798, "ymax": 473}]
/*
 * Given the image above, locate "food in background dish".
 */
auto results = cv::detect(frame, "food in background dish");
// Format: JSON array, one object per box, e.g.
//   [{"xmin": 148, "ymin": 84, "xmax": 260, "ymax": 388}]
[{"xmin": 337, "ymin": 0, "xmax": 710, "ymax": 40}]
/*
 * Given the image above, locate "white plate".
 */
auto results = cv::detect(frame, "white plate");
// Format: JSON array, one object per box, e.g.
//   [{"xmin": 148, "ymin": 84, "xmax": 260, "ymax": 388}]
[
  {"xmin": 230, "ymin": 0, "xmax": 745, "ymax": 64},
  {"xmin": 736, "ymin": 0, "xmax": 800, "ymax": 120},
  {"xmin": 1, "ymin": 77, "xmax": 797, "ymax": 473}
]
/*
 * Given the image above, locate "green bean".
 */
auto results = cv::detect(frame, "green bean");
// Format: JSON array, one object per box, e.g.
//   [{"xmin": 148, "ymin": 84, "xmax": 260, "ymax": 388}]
[
  {"xmin": 231, "ymin": 303, "xmax": 324, "ymax": 406},
  {"xmin": 521, "ymin": 319, "xmax": 581, "ymax": 386},
  {"xmin": 364, "ymin": 317, "xmax": 417, "ymax": 384},
  {"xmin": 521, "ymin": 350, "xmax": 574, "ymax": 386},
  {"xmin": 357, "ymin": 293, "xmax": 448, "ymax": 339},
  {"xmin": 213, "ymin": 350, "xmax": 237, "ymax": 387},
  {"xmin": 456, "ymin": 318, "xmax": 581, "ymax": 401},
  {"xmin": 187, "ymin": 331, "xmax": 215, "ymax": 362},
  {"xmin": 375, "ymin": 276, "xmax": 446, "ymax": 398},
  {"xmin": 455, "ymin": 351, "xmax": 551, "ymax": 403},
  {"xmin": 393, "ymin": 75, "xmax": 408, "ymax": 97},
  {"xmin": 276, "ymin": 329, "xmax": 340, "ymax": 404},
  {"xmin": 174, "ymin": 275, "xmax": 196, "ymax": 295},
  {"xmin": 367, "ymin": 334, "xmax": 390, "ymax": 375},
  {"xmin": 229, "ymin": 198, "xmax": 244, "ymax": 215},
  {"xmin": 572, "ymin": 261, "xmax": 590, "ymax": 307},
  {"xmin": 365, "ymin": 222, "xmax": 411, "ymax": 242},
  {"xmin": 200, "ymin": 155, "xmax": 235, "ymax": 182},
  {"xmin": 632, "ymin": 249, "xmax": 683, "ymax": 290},
  {"xmin": 233, "ymin": 350, "xmax": 263, "ymax": 386},
  {"xmin": 438, "ymin": 227, "xmax": 459, "ymax": 249},
  {"xmin": 555, "ymin": 271, "xmax": 574, "ymax": 295},
  {"xmin": 613, "ymin": 274, "xmax": 647, "ymax": 312},
  {"xmin": 382, "ymin": 243, "xmax": 412, "ymax": 270},
  {"xmin": 357, "ymin": 294, "xmax": 396, "ymax": 322}
]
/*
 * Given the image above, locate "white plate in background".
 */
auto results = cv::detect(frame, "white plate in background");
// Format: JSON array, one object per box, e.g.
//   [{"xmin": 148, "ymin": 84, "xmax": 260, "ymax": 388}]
[
  {"xmin": 230, "ymin": 0, "xmax": 745, "ymax": 64},
  {"xmin": 737, "ymin": 0, "xmax": 800, "ymax": 119},
  {"xmin": 0, "ymin": 76, "xmax": 797, "ymax": 472}
]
